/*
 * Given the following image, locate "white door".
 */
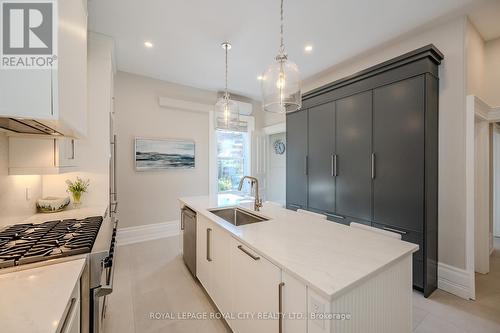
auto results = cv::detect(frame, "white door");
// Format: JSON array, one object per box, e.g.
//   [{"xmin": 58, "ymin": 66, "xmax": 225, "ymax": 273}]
[{"xmin": 230, "ymin": 238, "xmax": 281, "ymax": 333}]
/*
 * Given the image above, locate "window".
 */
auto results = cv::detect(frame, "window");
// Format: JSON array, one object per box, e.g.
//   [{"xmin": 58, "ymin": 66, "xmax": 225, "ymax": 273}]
[{"xmin": 216, "ymin": 130, "xmax": 250, "ymax": 193}]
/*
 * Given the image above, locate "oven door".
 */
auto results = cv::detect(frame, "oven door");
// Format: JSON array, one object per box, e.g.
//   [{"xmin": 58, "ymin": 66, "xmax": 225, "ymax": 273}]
[{"xmin": 91, "ymin": 220, "xmax": 117, "ymax": 333}]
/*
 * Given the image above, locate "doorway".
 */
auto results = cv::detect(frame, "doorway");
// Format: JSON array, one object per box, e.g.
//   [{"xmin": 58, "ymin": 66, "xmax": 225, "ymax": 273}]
[{"xmin": 470, "ymin": 95, "xmax": 500, "ymax": 302}]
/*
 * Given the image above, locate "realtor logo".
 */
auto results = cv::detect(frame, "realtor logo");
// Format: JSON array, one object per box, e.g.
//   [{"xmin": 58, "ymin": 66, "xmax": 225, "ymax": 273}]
[{"xmin": 1, "ymin": 0, "xmax": 57, "ymax": 68}]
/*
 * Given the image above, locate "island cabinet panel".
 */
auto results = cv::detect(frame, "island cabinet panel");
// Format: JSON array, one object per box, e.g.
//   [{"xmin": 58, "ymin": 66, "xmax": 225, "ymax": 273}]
[
  {"xmin": 282, "ymin": 272, "xmax": 307, "ymax": 333},
  {"xmin": 210, "ymin": 223, "xmax": 233, "ymax": 318},
  {"xmin": 335, "ymin": 91, "xmax": 372, "ymax": 221},
  {"xmin": 372, "ymin": 76, "xmax": 425, "ymax": 232},
  {"xmin": 196, "ymin": 215, "xmax": 212, "ymax": 295},
  {"xmin": 195, "ymin": 215, "xmax": 233, "ymax": 318},
  {"xmin": 287, "ymin": 45, "xmax": 442, "ymax": 297},
  {"xmin": 286, "ymin": 109, "xmax": 308, "ymax": 210},
  {"xmin": 230, "ymin": 238, "xmax": 281, "ymax": 333},
  {"xmin": 307, "ymin": 102, "xmax": 336, "ymax": 213}
]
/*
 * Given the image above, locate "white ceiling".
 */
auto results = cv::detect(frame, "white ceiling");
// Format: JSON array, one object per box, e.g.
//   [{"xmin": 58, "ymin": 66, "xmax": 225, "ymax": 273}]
[{"xmin": 89, "ymin": 0, "xmax": 490, "ymax": 100}]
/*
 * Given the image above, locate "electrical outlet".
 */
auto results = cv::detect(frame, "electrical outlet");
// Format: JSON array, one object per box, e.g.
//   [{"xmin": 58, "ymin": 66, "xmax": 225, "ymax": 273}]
[{"xmin": 310, "ymin": 295, "xmax": 325, "ymax": 329}]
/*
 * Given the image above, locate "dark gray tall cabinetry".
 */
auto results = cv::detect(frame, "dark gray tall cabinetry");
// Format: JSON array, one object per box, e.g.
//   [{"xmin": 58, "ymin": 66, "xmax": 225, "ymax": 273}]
[
  {"xmin": 286, "ymin": 110, "xmax": 308, "ymax": 210},
  {"xmin": 285, "ymin": 45, "xmax": 443, "ymax": 297},
  {"xmin": 307, "ymin": 102, "xmax": 335, "ymax": 213}
]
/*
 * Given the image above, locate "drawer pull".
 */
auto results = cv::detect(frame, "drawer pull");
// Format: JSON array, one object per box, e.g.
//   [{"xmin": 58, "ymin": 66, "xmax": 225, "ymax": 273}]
[{"xmin": 237, "ymin": 245, "xmax": 260, "ymax": 261}]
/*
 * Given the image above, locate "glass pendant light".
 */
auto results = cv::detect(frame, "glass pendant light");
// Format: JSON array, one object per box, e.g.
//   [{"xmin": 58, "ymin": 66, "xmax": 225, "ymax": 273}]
[
  {"xmin": 215, "ymin": 42, "xmax": 240, "ymax": 130},
  {"xmin": 262, "ymin": 0, "xmax": 301, "ymax": 113}
]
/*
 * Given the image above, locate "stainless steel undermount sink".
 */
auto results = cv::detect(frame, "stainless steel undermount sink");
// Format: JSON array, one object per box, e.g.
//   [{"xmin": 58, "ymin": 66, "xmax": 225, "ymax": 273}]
[{"xmin": 208, "ymin": 207, "xmax": 269, "ymax": 226}]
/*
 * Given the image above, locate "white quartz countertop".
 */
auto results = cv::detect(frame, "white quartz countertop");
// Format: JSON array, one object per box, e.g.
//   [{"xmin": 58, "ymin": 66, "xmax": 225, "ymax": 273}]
[
  {"xmin": 23, "ymin": 204, "xmax": 108, "ymax": 224},
  {"xmin": 179, "ymin": 196, "xmax": 418, "ymax": 300},
  {"xmin": 0, "ymin": 259, "xmax": 86, "ymax": 333}
]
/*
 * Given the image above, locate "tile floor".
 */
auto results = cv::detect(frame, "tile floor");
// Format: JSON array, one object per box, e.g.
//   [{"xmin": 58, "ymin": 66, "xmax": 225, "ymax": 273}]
[{"xmin": 104, "ymin": 236, "xmax": 500, "ymax": 333}]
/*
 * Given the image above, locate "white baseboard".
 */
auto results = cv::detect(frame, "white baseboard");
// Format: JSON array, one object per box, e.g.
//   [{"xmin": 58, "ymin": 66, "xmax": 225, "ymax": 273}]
[
  {"xmin": 438, "ymin": 262, "xmax": 474, "ymax": 300},
  {"xmin": 117, "ymin": 220, "xmax": 180, "ymax": 246}
]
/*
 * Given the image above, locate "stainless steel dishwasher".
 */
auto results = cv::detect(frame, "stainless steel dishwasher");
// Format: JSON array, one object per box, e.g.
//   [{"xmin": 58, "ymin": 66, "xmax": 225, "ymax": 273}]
[{"xmin": 181, "ymin": 206, "xmax": 197, "ymax": 277}]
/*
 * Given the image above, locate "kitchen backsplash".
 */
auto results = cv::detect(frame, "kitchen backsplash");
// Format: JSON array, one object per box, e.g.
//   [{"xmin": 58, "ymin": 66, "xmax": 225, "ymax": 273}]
[{"xmin": 0, "ymin": 132, "xmax": 43, "ymax": 227}]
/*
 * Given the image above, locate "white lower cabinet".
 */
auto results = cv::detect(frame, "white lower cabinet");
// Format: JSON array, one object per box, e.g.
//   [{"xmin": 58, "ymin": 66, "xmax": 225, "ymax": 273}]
[
  {"xmin": 196, "ymin": 215, "xmax": 212, "ymax": 294},
  {"xmin": 196, "ymin": 215, "xmax": 309, "ymax": 333},
  {"xmin": 211, "ymin": 222, "xmax": 232, "ymax": 317},
  {"xmin": 58, "ymin": 278, "xmax": 81, "ymax": 333},
  {"xmin": 230, "ymin": 238, "xmax": 281, "ymax": 333},
  {"xmin": 195, "ymin": 215, "xmax": 232, "ymax": 315},
  {"xmin": 282, "ymin": 271, "xmax": 308, "ymax": 333}
]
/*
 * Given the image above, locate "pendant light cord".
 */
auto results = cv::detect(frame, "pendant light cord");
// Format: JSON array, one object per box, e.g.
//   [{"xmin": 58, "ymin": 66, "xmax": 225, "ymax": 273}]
[
  {"xmin": 279, "ymin": 0, "xmax": 285, "ymax": 55},
  {"xmin": 225, "ymin": 44, "xmax": 228, "ymax": 99}
]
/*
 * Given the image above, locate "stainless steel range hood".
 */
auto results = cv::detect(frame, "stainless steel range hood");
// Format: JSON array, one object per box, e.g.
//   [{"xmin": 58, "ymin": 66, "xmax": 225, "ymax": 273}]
[{"xmin": 0, "ymin": 117, "xmax": 63, "ymax": 136}]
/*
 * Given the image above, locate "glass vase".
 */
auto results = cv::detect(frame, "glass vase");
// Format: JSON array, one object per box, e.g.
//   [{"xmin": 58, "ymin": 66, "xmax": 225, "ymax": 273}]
[{"xmin": 72, "ymin": 192, "xmax": 82, "ymax": 207}]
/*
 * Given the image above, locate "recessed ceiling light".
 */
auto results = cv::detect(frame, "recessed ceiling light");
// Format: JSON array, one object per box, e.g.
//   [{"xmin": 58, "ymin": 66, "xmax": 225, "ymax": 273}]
[
  {"xmin": 305, "ymin": 45, "xmax": 313, "ymax": 52},
  {"xmin": 257, "ymin": 75, "xmax": 264, "ymax": 81},
  {"xmin": 144, "ymin": 41, "xmax": 154, "ymax": 48}
]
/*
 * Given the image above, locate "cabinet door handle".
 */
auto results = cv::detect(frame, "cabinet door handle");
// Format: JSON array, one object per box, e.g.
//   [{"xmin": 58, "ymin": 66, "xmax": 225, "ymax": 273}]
[
  {"xmin": 382, "ymin": 226, "xmax": 407, "ymax": 235},
  {"xmin": 237, "ymin": 245, "xmax": 260, "ymax": 260},
  {"xmin": 325, "ymin": 213, "xmax": 345, "ymax": 219},
  {"xmin": 334, "ymin": 154, "xmax": 338, "ymax": 177},
  {"xmin": 330, "ymin": 154, "xmax": 334, "ymax": 176},
  {"xmin": 180, "ymin": 213, "xmax": 185, "ymax": 230},
  {"xmin": 70, "ymin": 139, "xmax": 75, "ymax": 160},
  {"xmin": 304, "ymin": 155, "xmax": 308, "ymax": 175},
  {"xmin": 206, "ymin": 228, "xmax": 212, "ymax": 262},
  {"xmin": 371, "ymin": 153, "xmax": 376, "ymax": 179},
  {"xmin": 278, "ymin": 282, "xmax": 285, "ymax": 333}
]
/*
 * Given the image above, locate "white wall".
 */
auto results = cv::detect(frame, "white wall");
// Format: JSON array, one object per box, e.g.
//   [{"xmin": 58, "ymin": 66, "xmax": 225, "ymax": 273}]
[
  {"xmin": 302, "ymin": 17, "xmax": 468, "ymax": 270},
  {"xmin": 114, "ymin": 72, "xmax": 216, "ymax": 228},
  {"xmin": 42, "ymin": 34, "xmax": 114, "ymax": 207},
  {"xmin": 0, "ymin": 133, "xmax": 43, "ymax": 227},
  {"xmin": 466, "ymin": 21, "xmax": 486, "ymax": 100},
  {"xmin": 485, "ymin": 37, "xmax": 500, "ymax": 106}
]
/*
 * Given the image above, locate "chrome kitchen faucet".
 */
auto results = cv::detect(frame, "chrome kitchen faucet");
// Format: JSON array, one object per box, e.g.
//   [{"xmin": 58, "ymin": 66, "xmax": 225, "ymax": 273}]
[{"xmin": 238, "ymin": 176, "xmax": 263, "ymax": 212}]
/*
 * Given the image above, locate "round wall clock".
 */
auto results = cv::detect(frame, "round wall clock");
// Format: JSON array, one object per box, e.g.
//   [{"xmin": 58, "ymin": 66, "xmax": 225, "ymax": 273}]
[{"xmin": 273, "ymin": 139, "xmax": 286, "ymax": 155}]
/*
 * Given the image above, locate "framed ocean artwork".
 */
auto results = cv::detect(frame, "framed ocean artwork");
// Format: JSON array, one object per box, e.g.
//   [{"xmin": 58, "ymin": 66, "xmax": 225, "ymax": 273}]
[{"xmin": 135, "ymin": 138, "xmax": 195, "ymax": 170}]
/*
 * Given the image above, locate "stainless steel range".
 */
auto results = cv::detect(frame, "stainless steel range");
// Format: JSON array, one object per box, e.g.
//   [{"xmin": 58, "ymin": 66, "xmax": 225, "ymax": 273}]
[
  {"xmin": 0, "ymin": 212, "xmax": 117, "ymax": 333},
  {"xmin": 0, "ymin": 217, "xmax": 103, "ymax": 268}
]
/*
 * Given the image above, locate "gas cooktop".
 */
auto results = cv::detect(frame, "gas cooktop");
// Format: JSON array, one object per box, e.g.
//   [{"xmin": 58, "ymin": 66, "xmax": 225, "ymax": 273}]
[{"xmin": 0, "ymin": 216, "xmax": 103, "ymax": 269}]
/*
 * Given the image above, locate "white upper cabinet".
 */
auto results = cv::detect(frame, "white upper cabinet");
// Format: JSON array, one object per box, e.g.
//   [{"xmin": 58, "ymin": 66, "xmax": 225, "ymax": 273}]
[
  {"xmin": 0, "ymin": 0, "xmax": 88, "ymax": 138},
  {"xmin": 9, "ymin": 137, "xmax": 78, "ymax": 175}
]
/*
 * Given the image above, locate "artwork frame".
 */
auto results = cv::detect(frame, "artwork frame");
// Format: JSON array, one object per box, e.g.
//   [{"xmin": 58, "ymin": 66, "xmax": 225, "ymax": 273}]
[{"xmin": 134, "ymin": 137, "xmax": 195, "ymax": 171}]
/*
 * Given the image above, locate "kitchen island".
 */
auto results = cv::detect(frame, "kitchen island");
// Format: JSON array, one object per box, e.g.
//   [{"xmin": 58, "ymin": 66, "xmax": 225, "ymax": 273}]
[{"xmin": 179, "ymin": 196, "xmax": 418, "ymax": 333}]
